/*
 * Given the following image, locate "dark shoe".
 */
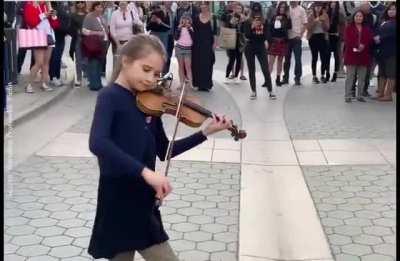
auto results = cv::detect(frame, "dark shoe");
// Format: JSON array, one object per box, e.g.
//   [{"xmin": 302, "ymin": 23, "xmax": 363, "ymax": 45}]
[
  {"xmin": 275, "ymin": 75, "xmax": 282, "ymax": 87},
  {"xmin": 345, "ymin": 98, "xmax": 352, "ymax": 103},
  {"xmin": 331, "ymin": 73, "xmax": 337, "ymax": 82},
  {"xmin": 269, "ymin": 93, "xmax": 277, "ymax": 100},
  {"xmin": 240, "ymin": 75, "xmax": 247, "ymax": 80},
  {"xmin": 312, "ymin": 76, "xmax": 320, "ymax": 84},
  {"xmin": 261, "ymin": 82, "xmax": 267, "ymax": 87},
  {"xmin": 321, "ymin": 76, "xmax": 328, "ymax": 84},
  {"xmin": 294, "ymin": 79, "xmax": 301, "ymax": 86},
  {"xmin": 351, "ymin": 92, "xmax": 356, "ymax": 98},
  {"xmin": 357, "ymin": 97, "xmax": 366, "ymax": 102},
  {"xmin": 281, "ymin": 76, "xmax": 289, "ymax": 85},
  {"xmin": 325, "ymin": 73, "xmax": 330, "ymax": 82},
  {"xmin": 362, "ymin": 91, "xmax": 371, "ymax": 97},
  {"xmin": 198, "ymin": 88, "xmax": 210, "ymax": 92}
]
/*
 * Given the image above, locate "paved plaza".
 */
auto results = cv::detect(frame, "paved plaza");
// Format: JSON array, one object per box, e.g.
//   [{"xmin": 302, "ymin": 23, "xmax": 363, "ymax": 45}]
[{"xmin": 4, "ymin": 41, "xmax": 396, "ymax": 261}]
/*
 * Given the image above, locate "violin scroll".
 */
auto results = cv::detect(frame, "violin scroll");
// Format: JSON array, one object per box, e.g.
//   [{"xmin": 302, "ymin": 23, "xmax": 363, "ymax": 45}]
[{"xmin": 229, "ymin": 124, "xmax": 247, "ymax": 141}]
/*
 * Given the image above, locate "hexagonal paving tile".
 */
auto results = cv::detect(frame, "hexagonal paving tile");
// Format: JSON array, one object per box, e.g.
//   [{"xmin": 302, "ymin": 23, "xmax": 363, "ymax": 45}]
[
  {"xmin": 163, "ymin": 214, "xmax": 187, "ymax": 224},
  {"xmin": 372, "ymin": 218, "xmax": 396, "ymax": 227},
  {"xmin": 372, "ymin": 243, "xmax": 395, "ymax": 256},
  {"xmin": 169, "ymin": 239, "xmax": 196, "ymax": 251},
  {"xmin": 184, "ymin": 231, "xmax": 212, "ymax": 242},
  {"xmin": 11, "ymin": 235, "xmax": 42, "ymax": 246},
  {"xmin": 210, "ymin": 251, "xmax": 236, "ymax": 261},
  {"xmin": 188, "ymin": 215, "xmax": 214, "ymax": 225},
  {"xmin": 49, "ymin": 245, "xmax": 83, "ymax": 258},
  {"xmin": 7, "ymin": 225, "xmax": 36, "ymax": 236},
  {"xmin": 26, "ymin": 255, "xmax": 58, "ymax": 261},
  {"xmin": 179, "ymin": 250, "xmax": 209, "ymax": 261},
  {"xmin": 361, "ymin": 254, "xmax": 394, "ymax": 261},
  {"xmin": 334, "ymin": 225, "xmax": 362, "ymax": 236},
  {"xmin": 35, "ymin": 226, "xmax": 65, "ymax": 237},
  {"xmin": 42, "ymin": 235, "xmax": 74, "ymax": 247},
  {"xmin": 50, "ymin": 211, "xmax": 78, "ymax": 220},
  {"xmin": 29, "ymin": 218, "xmax": 58, "ymax": 228},
  {"xmin": 65, "ymin": 227, "xmax": 92, "ymax": 238},
  {"xmin": 327, "ymin": 234, "xmax": 352, "ymax": 246},
  {"xmin": 204, "ymin": 208, "xmax": 229, "ymax": 217},
  {"xmin": 321, "ymin": 218, "xmax": 344, "ymax": 227},
  {"xmin": 214, "ymin": 232, "xmax": 237, "ymax": 243},
  {"xmin": 17, "ymin": 244, "xmax": 50, "ymax": 257},
  {"xmin": 197, "ymin": 241, "xmax": 226, "ymax": 252},
  {"xmin": 72, "ymin": 236, "xmax": 90, "ymax": 248},
  {"xmin": 171, "ymin": 223, "xmax": 199, "ymax": 233},
  {"xmin": 201, "ymin": 224, "xmax": 228, "ymax": 234},
  {"xmin": 344, "ymin": 218, "xmax": 372, "ymax": 227},
  {"xmin": 5, "ymin": 217, "xmax": 30, "ymax": 226},
  {"xmin": 177, "ymin": 207, "xmax": 203, "ymax": 216},
  {"xmin": 363, "ymin": 226, "xmax": 393, "ymax": 236},
  {"xmin": 4, "ymin": 254, "xmax": 26, "ymax": 261}
]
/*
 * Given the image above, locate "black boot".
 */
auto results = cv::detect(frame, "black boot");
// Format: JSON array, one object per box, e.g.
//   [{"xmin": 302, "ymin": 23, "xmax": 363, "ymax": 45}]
[
  {"xmin": 331, "ymin": 72, "xmax": 337, "ymax": 82},
  {"xmin": 276, "ymin": 75, "xmax": 282, "ymax": 87},
  {"xmin": 313, "ymin": 76, "xmax": 320, "ymax": 84},
  {"xmin": 281, "ymin": 75, "xmax": 289, "ymax": 85},
  {"xmin": 324, "ymin": 73, "xmax": 330, "ymax": 84}
]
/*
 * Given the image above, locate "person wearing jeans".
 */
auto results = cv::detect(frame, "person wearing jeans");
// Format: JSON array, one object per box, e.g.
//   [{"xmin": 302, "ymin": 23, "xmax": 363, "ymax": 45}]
[
  {"xmin": 242, "ymin": 3, "xmax": 276, "ymax": 100},
  {"xmin": 82, "ymin": 2, "xmax": 109, "ymax": 91},
  {"xmin": 282, "ymin": 2, "xmax": 307, "ymax": 86}
]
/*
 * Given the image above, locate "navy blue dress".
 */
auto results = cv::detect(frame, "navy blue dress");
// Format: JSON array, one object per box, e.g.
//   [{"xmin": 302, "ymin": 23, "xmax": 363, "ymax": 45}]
[{"xmin": 88, "ymin": 83, "xmax": 207, "ymax": 259}]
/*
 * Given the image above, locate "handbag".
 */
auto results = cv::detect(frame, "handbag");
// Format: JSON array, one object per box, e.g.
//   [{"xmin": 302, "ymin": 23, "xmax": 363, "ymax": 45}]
[
  {"xmin": 130, "ymin": 11, "xmax": 144, "ymax": 34},
  {"xmin": 47, "ymin": 34, "xmax": 55, "ymax": 46},
  {"xmin": 18, "ymin": 29, "xmax": 48, "ymax": 48},
  {"xmin": 81, "ymin": 35, "xmax": 104, "ymax": 59},
  {"xmin": 219, "ymin": 26, "xmax": 237, "ymax": 50}
]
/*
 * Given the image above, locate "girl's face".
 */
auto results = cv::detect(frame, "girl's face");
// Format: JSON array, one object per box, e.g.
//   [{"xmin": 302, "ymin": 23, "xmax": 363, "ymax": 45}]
[
  {"xmin": 388, "ymin": 5, "xmax": 396, "ymax": 18},
  {"xmin": 354, "ymin": 12, "xmax": 364, "ymax": 24},
  {"xmin": 279, "ymin": 4, "xmax": 286, "ymax": 14},
  {"xmin": 122, "ymin": 52, "xmax": 164, "ymax": 92}
]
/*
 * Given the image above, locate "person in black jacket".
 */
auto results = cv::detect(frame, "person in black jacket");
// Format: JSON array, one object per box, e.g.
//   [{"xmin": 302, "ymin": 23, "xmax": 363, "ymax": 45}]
[
  {"xmin": 88, "ymin": 34, "xmax": 232, "ymax": 261},
  {"xmin": 242, "ymin": 2, "xmax": 276, "ymax": 100},
  {"xmin": 49, "ymin": 1, "xmax": 72, "ymax": 87}
]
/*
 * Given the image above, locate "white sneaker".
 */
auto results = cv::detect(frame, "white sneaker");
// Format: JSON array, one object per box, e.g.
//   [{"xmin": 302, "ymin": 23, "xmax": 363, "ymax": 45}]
[
  {"xmin": 232, "ymin": 77, "xmax": 240, "ymax": 84},
  {"xmin": 74, "ymin": 80, "xmax": 81, "ymax": 88},
  {"xmin": 224, "ymin": 78, "xmax": 232, "ymax": 84},
  {"xmin": 41, "ymin": 83, "xmax": 54, "ymax": 92},
  {"xmin": 25, "ymin": 84, "xmax": 34, "ymax": 93},
  {"xmin": 250, "ymin": 92, "xmax": 257, "ymax": 100},
  {"xmin": 51, "ymin": 78, "xmax": 64, "ymax": 87}
]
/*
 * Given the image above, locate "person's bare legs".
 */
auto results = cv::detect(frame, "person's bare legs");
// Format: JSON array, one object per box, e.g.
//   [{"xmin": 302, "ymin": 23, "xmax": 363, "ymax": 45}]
[
  {"xmin": 277, "ymin": 56, "xmax": 283, "ymax": 77},
  {"xmin": 30, "ymin": 49, "xmax": 45, "ymax": 85},
  {"xmin": 42, "ymin": 47, "xmax": 53, "ymax": 84},
  {"xmin": 177, "ymin": 57, "xmax": 185, "ymax": 89},
  {"xmin": 110, "ymin": 251, "xmax": 135, "ymax": 261},
  {"xmin": 268, "ymin": 55, "xmax": 276, "ymax": 74}
]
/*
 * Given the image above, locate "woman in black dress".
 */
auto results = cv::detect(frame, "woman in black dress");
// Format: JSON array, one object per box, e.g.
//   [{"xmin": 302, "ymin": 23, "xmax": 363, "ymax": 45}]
[
  {"xmin": 88, "ymin": 34, "xmax": 232, "ymax": 260},
  {"xmin": 191, "ymin": 2, "xmax": 217, "ymax": 91}
]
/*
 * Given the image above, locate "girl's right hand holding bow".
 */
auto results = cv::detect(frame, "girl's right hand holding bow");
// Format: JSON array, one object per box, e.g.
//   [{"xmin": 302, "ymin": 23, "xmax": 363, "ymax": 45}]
[{"xmin": 142, "ymin": 168, "xmax": 172, "ymax": 202}]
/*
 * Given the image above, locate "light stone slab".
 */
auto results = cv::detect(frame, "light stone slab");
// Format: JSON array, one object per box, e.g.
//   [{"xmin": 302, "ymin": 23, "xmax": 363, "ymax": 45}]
[
  {"xmin": 214, "ymin": 138, "xmax": 241, "ymax": 151},
  {"xmin": 242, "ymin": 123, "xmax": 290, "ymax": 141},
  {"xmin": 239, "ymin": 164, "xmax": 332, "ymax": 260},
  {"xmin": 378, "ymin": 150, "xmax": 396, "ymax": 165},
  {"xmin": 318, "ymin": 139, "xmax": 376, "ymax": 152},
  {"xmin": 242, "ymin": 141, "xmax": 298, "ymax": 165},
  {"xmin": 324, "ymin": 151, "xmax": 388, "ymax": 165},
  {"xmin": 297, "ymin": 151, "xmax": 328, "ymax": 165},
  {"xmin": 173, "ymin": 148, "xmax": 212, "ymax": 162},
  {"xmin": 292, "ymin": 140, "xmax": 321, "ymax": 152},
  {"xmin": 36, "ymin": 133, "xmax": 93, "ymax": 158},
  {"xmin": 212, "ymin": 149, "xmax": 241, "ymax": 163}
]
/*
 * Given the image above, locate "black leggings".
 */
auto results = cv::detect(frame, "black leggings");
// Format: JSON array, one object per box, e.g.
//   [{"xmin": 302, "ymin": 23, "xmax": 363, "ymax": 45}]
[
  {"xmin": 225, "ymin": 48, "xmax": 242, "ymax": 78},
  {"xmin": 309, "ymin": 33, "xmax": 329, "ymax": 77},
  {"xmin": 244, "ymin": 44, "xmax": 272, "ymax": 93},
  {"xmin": 328, "ymin": 34, "xmax": 340, "ymax": 74}
]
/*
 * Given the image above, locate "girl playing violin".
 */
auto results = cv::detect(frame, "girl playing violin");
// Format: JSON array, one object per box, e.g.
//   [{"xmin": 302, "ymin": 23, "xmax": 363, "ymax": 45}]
[{"xmin": 88, "ymin": 34, "xmax": 232, "ymax": 261}]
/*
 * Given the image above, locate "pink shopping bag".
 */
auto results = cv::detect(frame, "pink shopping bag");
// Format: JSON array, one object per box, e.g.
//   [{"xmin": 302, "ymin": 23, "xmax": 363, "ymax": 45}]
[{"xmin": 18, "ymin": 29, "xmax": 48, "ymax": 48}]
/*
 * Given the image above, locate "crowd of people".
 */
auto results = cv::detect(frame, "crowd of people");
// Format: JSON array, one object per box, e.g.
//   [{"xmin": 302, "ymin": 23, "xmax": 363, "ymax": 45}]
[{"xmin": 4, "ymin": 1, "xmax": 397, "ymax": 103}]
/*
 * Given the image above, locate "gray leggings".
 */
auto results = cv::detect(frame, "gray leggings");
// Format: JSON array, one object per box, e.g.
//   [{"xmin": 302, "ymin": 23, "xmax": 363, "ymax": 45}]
[{"xmin": 110, "ymin": 242, "xmax": 179, "ymax": 261}]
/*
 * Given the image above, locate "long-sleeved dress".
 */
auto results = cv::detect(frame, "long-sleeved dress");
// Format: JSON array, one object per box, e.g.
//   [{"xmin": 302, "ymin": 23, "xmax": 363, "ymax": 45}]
[
  {"xmin": 191, "ymin": 15, "xmax": 217, "ymax": 91},
  {"xmin": 88, "ymin": 83, "xmax": 207, "ymax": 259}
]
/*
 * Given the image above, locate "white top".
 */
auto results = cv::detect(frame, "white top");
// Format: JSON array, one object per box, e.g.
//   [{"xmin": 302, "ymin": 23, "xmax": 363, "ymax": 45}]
[
  {"xmin": 127, "ymin": 3, "xmax": 143, "ymax": 26},
  {"xmin": 110, "ymin": 9, "xmax": 135, "ymax": 42},
  {"xmin": 288, "ymin": 5, "xmax": 307, "ymax": 39}
]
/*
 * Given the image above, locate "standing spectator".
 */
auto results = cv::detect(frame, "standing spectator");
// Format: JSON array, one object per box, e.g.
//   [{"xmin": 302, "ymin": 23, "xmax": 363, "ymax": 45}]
[
  {"xmin": 174, "ymin": 13, "xmax": 194, "ymax": 89},
  {"xmin": 223, "ymin": 3, "xmax": 246, "ymax": 84},
  {"xmin": 326, "ymin": 1, "xmax": 346, "ymax": 82},
  {"xmin": 164, "ymin": 1, "xmax": 176, "ymax": 74},
  {"xmin": 374, "ymin": 2, "xmax": 396, "ymax": 102},
  {"xmin": 306, "ymin": 2, "xmax": 330, "ymax": 84},
  {"xmin": 343, "ymin": 11, "xmax": 374, "ymax": 103},
  {"xmin": 351, "ymin": 3, "xmax": 379, "ymax": 97},
  {"xmin": 24, "ymin": 1, "xmax": 60, "ymax": 93},
  {"xmin": 242, "ymin": 2, "xmax": 276, "ymax": 100},
  {"xmin": 191, "ymin": 2, "xmax": 217, "ymax": 92},
  {"xmin": 49, "ymin": 1, "xmax": 72, "ymax": 87},
  {"xmin": 82, "ymin": 2, "xmax": 109, "ymax": 91},
  {"xmin": 146, "ymin": 4, "xmax": 171, "ymax": 52},
  {"xmin": 265, "ymin": 1, "xmax": 278, "ymax": 24},
  {"xmin": 110, "ymin": 0, "xmax": 136, "ymax": 70},
  {"xmin": 282, "ymin": 1, "xmax": 307, "ymax": 86},
  {"xmin": 102, "ymin": 1, "xmax": 116, "ymax": 79},
  {"xmin": 267, "ymin": 1, "xmax": 291, "ymax": 87},
  {"xmin": 69, "ymin": 1, "xmax": 87, "ymax": 87}
]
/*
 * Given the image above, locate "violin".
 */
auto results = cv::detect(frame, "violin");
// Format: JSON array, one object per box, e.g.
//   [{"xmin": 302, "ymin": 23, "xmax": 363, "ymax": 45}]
[{"xmin": 136, "ymin": 87, "xmax": 247, "ymax": 141}]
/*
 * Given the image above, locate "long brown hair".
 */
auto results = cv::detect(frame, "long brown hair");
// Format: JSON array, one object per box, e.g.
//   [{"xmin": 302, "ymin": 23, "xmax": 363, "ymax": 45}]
[{"xmin": 110, "ymin": 34, "xmax": 166, "ymax": 83}]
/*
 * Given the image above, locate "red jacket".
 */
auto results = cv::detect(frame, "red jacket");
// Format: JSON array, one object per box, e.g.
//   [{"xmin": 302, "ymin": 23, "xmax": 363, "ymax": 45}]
[
  {"xmin": 343, "ymin": 24, "xmax": 373, "ymax": 66},
  {"xmin": 24, "ymin": 2, "xmax": 60, "ymax": 29}
]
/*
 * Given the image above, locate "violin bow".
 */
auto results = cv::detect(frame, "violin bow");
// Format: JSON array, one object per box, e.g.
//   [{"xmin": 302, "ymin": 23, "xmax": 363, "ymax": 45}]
[{"xmin": 155, "ymin": 73, "xmax": 187, "ymax": 208}]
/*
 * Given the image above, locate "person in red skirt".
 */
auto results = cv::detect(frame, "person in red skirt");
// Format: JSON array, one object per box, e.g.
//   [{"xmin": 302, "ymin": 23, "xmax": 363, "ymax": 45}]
[{"xmin": 267, "ymin": 1, "xmax": 291, "ymax": 87}]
